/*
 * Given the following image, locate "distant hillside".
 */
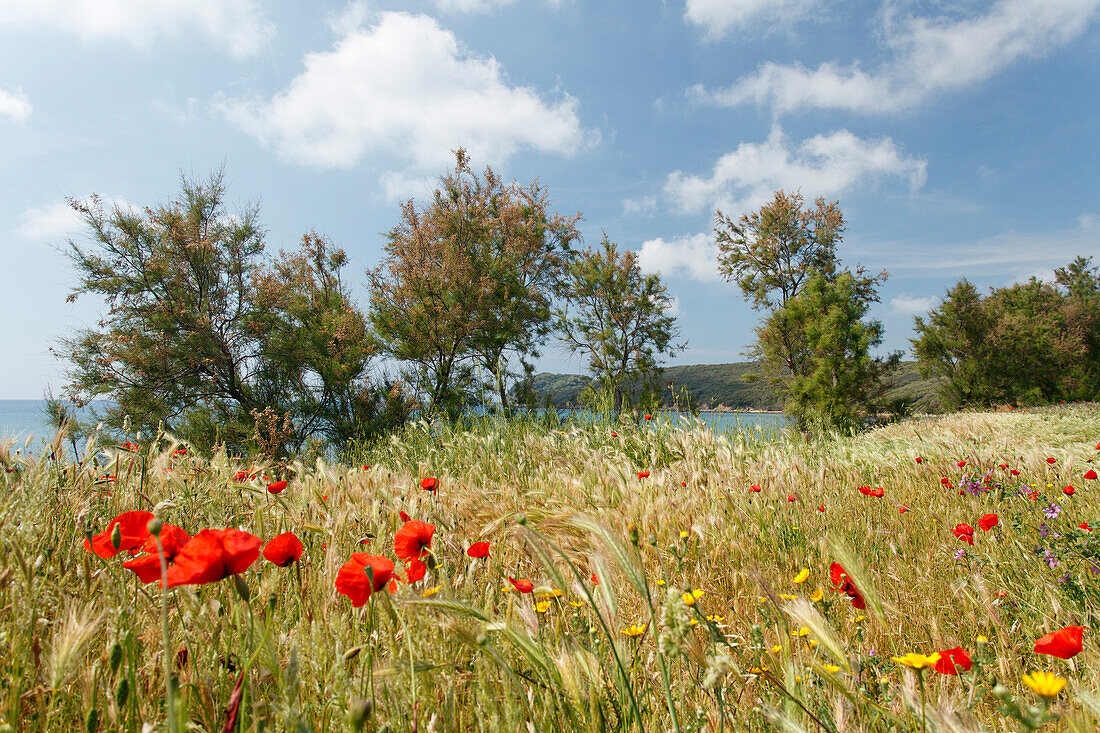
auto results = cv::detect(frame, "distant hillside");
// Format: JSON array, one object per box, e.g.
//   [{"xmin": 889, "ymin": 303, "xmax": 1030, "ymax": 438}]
[{"xmin": 528, "ymin": 361, "xmax": 941, "ymax": 412}]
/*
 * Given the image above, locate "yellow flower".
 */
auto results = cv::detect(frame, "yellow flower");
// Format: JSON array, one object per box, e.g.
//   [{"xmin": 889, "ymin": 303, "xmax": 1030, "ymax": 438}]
[
  {"xmin": 1022, "ymin": 670, "xmax": 1066, "ymax": 698},
  {"xmin": 792, "ymin": 569, "xmax": 810, "ymax": 584},
  {"xmin": 540, "ymin": 589, "xmax": 563, "ymax": 598},
  {"xmin": 534, "ymin": 601, "xmax": 551, "ymax": 613},
  {"xmin": 976, "ymin": 635, "xmax": 989, "ymax": 644},
  {"xmin": 679, "ymin": 530, "xmax": 689, "ymax": 539},
  {"xmin": 793, "ymin": 675, "xmax": 802, "ymax": 683},
  {"xmin": 823, "ymin": 664, "xmax": 840, "ymax": 673},
  {"xmin": 689, "ymin": 619, "xmax": 699, "ymax": 626},
  {"xmin": 891, "ymin": 652, "xmax": 942, "ymax": 670},
  {"xmin": 501, "ymin": 585, "xmax": 515, "ymax": 592},
  {"xmin": 794, "ymin": 626, "xmax": 810, "ymax": 637},
  {"xmin": 621, "ymin": 625, "xmax": 646, "ymax": 637},
  {"xmin": 807, "ymin": 640, "xmax": 819, "ymax": 649},
  {"xmin": 779, "ymin": 593, "xmax": 797, "ymax": 600},
  {"xmin": 421, "ymin": 585, "xmax": 441, "ymax": 598},
  {"xmin": 568, "ymin": 600, "xmax": 586, "ymax": 608},
  {"xmin": 852, "ymin": 615, "xmax": 866, "ymax": 624},
  {"xmin": 770, "ymin": 644, "xmax": 782, "ymax": 653},
  {"xmin": 655, "ymin": 579, "xmax": 666, "ymax": 586},
  {"xmin": 682, "ymin": 589, "xmax": 704, "ymax": 606},
  {"xmin": 810, "ymin": 589, "xmax": 824, "ymax": 602},
  {"xmin": 706, "ymin": 615, "xmax": 725, "ymax": 623},
  {"xmin": 747, "ymin": 666, "xmax": 766, "ymax": 674}
]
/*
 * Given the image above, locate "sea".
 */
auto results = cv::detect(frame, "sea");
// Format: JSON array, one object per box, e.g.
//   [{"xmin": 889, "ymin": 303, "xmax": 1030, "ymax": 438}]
[{"xmin": 0, "ymin": 399, "xmax": 789, "ymax": 449}]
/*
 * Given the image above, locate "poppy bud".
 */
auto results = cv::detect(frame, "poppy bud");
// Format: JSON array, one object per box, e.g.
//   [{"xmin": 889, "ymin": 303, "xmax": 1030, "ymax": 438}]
[
  {"xmin": 115, "ymin": 677, "xmax": 129, "ymax": 709},
  {"xmin": 476, "ymin": 633, "xmax": 488, "ymax": 646},
  {"xmin": 233, "ymin": 574, "xmax": 251, "ymax": 602},
  {"xmin": 108, "ymin": 642, "xmax": 123, "ymax": 674},
  {"xmin": 110, "ymin": 523, "xmax": 123, "ymax": 551},
  {"xmin": 147, "ymin": 518, "xmax": 163, "ymax": 537},
  {"xmin": 343, "ymin": 646, "xmax": 361, "ymax": 661},
  {"xmin": 627, "ymin": 523, "xmax": 639, "ymax": 546},
  {"xmin": 84, "ymin": 708, "xmax": 99, "ymax": 733},
  {"xmin": 348, "ymin": 698, "xmax": 372, "ymax": 730},
  {"xmin": 647, "ymin": 533, "xmax": 658, "ymax": 546},
  {"xmin": 515, "ymin": 514, "xmax": 527, "ymax": 526},
  {"xmin": 268, "ymin": 593, "xmax": 278, "ymax": 613}
]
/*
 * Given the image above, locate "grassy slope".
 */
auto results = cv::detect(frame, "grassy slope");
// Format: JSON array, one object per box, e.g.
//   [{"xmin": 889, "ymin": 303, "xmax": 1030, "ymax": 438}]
[
  {"xmin": 530, "ymin": 360, "xmax": 940, "ymax": 412},
  {"xmin": 0, "ymin": 404, "xmax": 1097, "ymax": 730}
]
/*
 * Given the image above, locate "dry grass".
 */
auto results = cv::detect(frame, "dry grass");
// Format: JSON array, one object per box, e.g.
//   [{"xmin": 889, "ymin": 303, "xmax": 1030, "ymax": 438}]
[{"xmin": 0, "ymin": 404, "xmax": 1098, "ymax": 731}]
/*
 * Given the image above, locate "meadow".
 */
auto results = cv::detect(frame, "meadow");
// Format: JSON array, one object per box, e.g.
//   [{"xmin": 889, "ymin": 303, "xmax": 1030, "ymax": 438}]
[{"xmin": 1, "ymin": 404, "xmax": 1099, "ymax": 731}]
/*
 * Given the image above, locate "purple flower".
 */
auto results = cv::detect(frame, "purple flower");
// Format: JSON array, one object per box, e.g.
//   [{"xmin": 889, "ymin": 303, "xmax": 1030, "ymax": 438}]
[
  {"xmin": 1044, "ymin": 549, "xmax": 1060, "ymax": 569},
  {"xmin": 954, "ymin": 548, "xmax": 967, "ymax": 561},
  {"xmin": 1057, "ymin": 573, "xmax": 1071, "ymax": 584},
  {"xmin": 1043, "ymin": 503, "xmax": 1063, "ymax": 519}
]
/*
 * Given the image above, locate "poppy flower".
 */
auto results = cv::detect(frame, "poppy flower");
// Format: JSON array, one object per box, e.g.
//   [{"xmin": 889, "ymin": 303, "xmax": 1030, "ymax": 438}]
[
  {"xmin": 420, "ymin": 477, "xmax": 438, "ymax": 492},
  {"xmin": 1064, "ymin": 485, "xmax": 1076, "ymax": 496},
  {"xmin": 899, "ymin": 504, "xmax": 910, "ymax": 513},
  {"xmin": 1033, "ymin": 625, "xmax": 1085, "ymax": 659},
  {"xmin": 787, "ymin": 494, "xmax": 796, "ymax": 503},
  {"xmin": 1080, "ymin": 522, "xmax": 1092, "ymax": 531},
  {"xmin": 638, "ymin": 471, "xmax": 650, "ymax": 479},
  {"xmin": 998, "ymin": 464, "xmax": 1009, "ymax": 469},
  {"xmin": 173, "ymin": 448, "xmax": 187, "ymax": 456},
  {"xmin": 121, "ymin": 441, "xmax": 138, "ymax": 451},
  {"xmin": 953, "ymin": 524, "xmax": 975, "ymax": 545},
  {"xmin": 933, "ymin": 646, "xmax": 972, "ymax": 675},
  {"xmin": 394, "ymin": 520, "xmax": 435, "ymax": 562},
  {"xmin": 610, "ymin": 432, "xmax": 617, "ymax": 437},
  {"xmin": 1085, "ymin": 469, "xmax": 1098, "ymax": 480},
  {"xmin": 399, "ymin": 510, "xmax": 411, "ymax": 522},
  {"xmin": 590, "ymin": 572, "xmax": 599, "ymax": 585},
  {"xmin": 858, "ymin": 485, "xmax": 872, "ymax": 495},
  {"xmin": 335, "ymin": 554, "xmax": 394, "ymax": 607},
  {"xmin": 83, "ymin": 510, "xmax": 155, "ymax": 559},
  {"xmin": 940, "ymin": 477, "xmax": 952, "ymax": 486},
  {"xmin": 1011, "ymin": 469, "xmax": 1021, "ymax": 476},
  {"xmin": 681, "ymin": 481, "xmax": 687, "ymax": 487},
  {"xmin": 1046, "ymin": 457, "xmax": 1057, "ymax": 464},
  {"xmin": 165, "ymin": 529, "xmax": 262, "ymax": 587},
  {"xmin": 362, "ymin": 465, "xmax": 371, "ymax": 470},
  {"xmin": 869, "ymin": 487, "xmax": 884, "ymax": 498},
  {"xmin": 750, "ymin": 484, "xmax": 762, "ymax": 492},
  {"xmin": 978, "ymin": 514, "xmax": 999, "ymax": 531},
  {"xmin": 466, "ymin": 542, "xmax": 490, "ymax": 558},
  {"xmin": 915, "ymin": 457, "xmax": 923, "ymax": 464},
  {"xmin": 644, "ymin": 414, "xmax": 653, "ymax": 420},
  {"xmin": 404, "ymin": 558, "xmax": 427, "ymax": 583},
  {"xmin": 266, "ymin": 480, "xmax": 287, "ymax": 495},
  {"xmin": 122, "ymin": 525, "xmax": 192, "ymax": 584},
  {"xmin": 509, "ymin": 577, "xmax": 534, "ymax": 593},
  {"xmin": 817, "ymin": 504, "xmax": 826, "ymax": 512},
  {"xmin": 262, "ymin": 532, "xmax": 304, "ymax": 567},
  {"xmin": 957, "ymin": 461, "xmax": 967, "ymax": 468},
  {"xmin": 233, "ymin": 470, "xmax": 250, "ymax": 482},
  {"xmin": 828, "ymin": 563, "xmax": 866, "ymax": 609}
]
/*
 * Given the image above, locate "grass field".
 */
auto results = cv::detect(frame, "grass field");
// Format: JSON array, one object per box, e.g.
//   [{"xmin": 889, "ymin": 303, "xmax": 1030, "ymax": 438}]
[{"xmin": 1, "ymin": 404, "xmax": 1099, "ymax": 731}]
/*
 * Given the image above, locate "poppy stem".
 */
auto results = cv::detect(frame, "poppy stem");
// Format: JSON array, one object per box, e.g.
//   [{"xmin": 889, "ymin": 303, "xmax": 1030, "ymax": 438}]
[
  {"xmin": 153, "ymin": 534, "xmax": 176, "ymax": 733},
  {"xmin": 917, "ymin": 669, "xmax": 927, "ymax": 733}
]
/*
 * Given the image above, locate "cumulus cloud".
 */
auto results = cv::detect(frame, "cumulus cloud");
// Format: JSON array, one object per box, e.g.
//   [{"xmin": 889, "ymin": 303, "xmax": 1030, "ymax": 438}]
[
  {"xmin": 664, "ymin": 126, "xmax": 926, "ymax": 216},
  {"xmin": 685, "ymin": 0, "xmax": 822, "ymax": 37},
  {"xmin": 0, "ymin": 88, "xmax": 31, "ymax": 123},
  {"xmin": 434, "ymin": 0, "xmax": 563, "ymax": 12},
  {"xmin": 15, "ymin": 198, "xmax": 132, "ymax": 241},
  {"xmin": 218, "ymin": 10, "xmax": 592, "ymax": 187},
  {"xmin": 696, "ymin": 0, "xmax": 1100, "ymax": 114},
  {"xmin": 622, "ymin": 195, "xmax": 657, "ymax": 217},
  {"xmin": 0, "ymin": 0, "xmax": 273, "ymax": 58},
  {"xmin": 638, "ymin": 233, "xmax": 722, "ymax": 283},
  {"xmin": 889, "ymin": 294, "xmax": 937, "ymax": 316}
]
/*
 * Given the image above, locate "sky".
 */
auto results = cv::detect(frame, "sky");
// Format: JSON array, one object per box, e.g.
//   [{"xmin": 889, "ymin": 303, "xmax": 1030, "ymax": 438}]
[{"xmin": 1, "ymin": 0, "xmax": 1098, "ymax": 398}]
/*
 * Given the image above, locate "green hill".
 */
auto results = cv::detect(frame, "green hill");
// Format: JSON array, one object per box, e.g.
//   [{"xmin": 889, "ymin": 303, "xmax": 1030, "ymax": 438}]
[{"xmin": 528, "ymin": 361, "xmax": 940, "ymax": 412}]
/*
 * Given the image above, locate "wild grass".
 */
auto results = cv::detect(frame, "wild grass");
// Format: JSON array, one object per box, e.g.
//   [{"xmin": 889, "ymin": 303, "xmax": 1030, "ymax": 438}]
[{"xmin": 0, "ymin": 404, "xmax": 1098, "ymax": 731}]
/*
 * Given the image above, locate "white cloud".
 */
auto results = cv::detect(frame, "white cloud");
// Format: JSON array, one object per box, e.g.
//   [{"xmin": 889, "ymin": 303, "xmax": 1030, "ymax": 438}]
[
  {"xmin": 664, "ymin": 126, "xmax": 926, "ymax": 216},
  {"xmin": 685, "ymin": 0, "xmax": 822, "ymax": 37},
  {"xmin": 0, "ymin": 88, "xmax": 32, "ymax": 123},
  {"xmin": 697, "ymin": 0, "xmax": 1100, "ymax": 114},
  {"xmin": 1077, "ymin": 213, "xmax": 1100, "ymax": 230},
  {"xmin": 638, "ymin": 233, "xmax": 722, "ymax": 283},
  {"xmin": 623, "ymin": 195, "xmax": 657, "ymax": 217},
  {"xmin": 433, "ymin": 0, "xmax": 563, "ymax": 12},
  {"xmin": 0, "ymin": 0, "xmax": 273, "ymax": 58},
  {"xmin": 15, "ymin": 198, "xmax": 133, "ymax": 241},
  {"xmin": 219, "ymin": 11, "xmax": 592, "ymax": 189},
  {"xmin": 889, "ymin": 294, "xmax": 937, "ymax": 316}
]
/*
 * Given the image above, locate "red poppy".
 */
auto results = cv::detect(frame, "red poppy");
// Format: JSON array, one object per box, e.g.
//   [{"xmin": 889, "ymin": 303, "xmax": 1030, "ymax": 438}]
[
  {"xmin": 1046, "ymin": 457, "xmax": 1057, "ymax": 464},
  {"xmin": 869, "ymin": 487, "xmax": 884, "ymax": 498},
  {"xmin": 165, "ymin": 529, "xmax": 262, "ymax": 587},
  {"xmin": 404, "ymin": 558, "xmax": 427, "ymax": 583},
  {"xmin": 263, "ymin": 532, "xmax": 304, "ymax": 567},
  {"xmin": 173, "ymin": 448, "xmax": 187, "ymax": 456},
  {"xmin": 1064, "ymin": 485, "xmax": 1076, "ymax": 496},
  {"xmin": 638, "ymin": 470, "xmax": 650, "ymax": 479},
  {"xmin": 362, "ymin": 465, "xmax": 371, "ymax": 470},
  {"xmin": 394, "ymin": 520, "xmax": 435, "ymax": 562},
  {"xmin": 233, "ymin": 470, "xmax": 250, "ymax": 482},
  {"xmin": 267, "ymin": 480, "xmax": 287, "ymax": 495},
  {"xmin": 787, "ymin": 494, "xmax": 796, "ymax": 502},
  {"xmin": 335, "ymin": 554, "xmax": 395, "ymax": 607},
  {"xmin": 978, "ymin": 514, "xmax": 999, "ymax": 531},
  {"xmin": 828, "ymin": 563, "xmax": 866, "ymax": 609},
  {"xmin": 681, "ymin": 481, "xmax": 687, "ymax": 487},
  {"xmin": 953, "ymin": 524, "xmax": 975, "ymax": 545},
  {"xmin": 83, "ymin": 510, "xmax": 155, "ymax": 559},
  {"xmin": 1010, "ymin": 469, "xmax": 1021, "ymax": 476},
  {"xmin": 467, "ymin": 541, "xmax": 491, "ymax": 558},
  {"xmin": 509, "ymin": 577, "xmax": 534, "ymax": 593},
  {"xmin": 610, "ymin": 432, "xmax": 618, "ymax": 437},
  {"xmin": 1033, "ymin": 625, "xmax": 1085, "ymax": 659},
  {"xmin": 399, "ymin": 510, "xmax": 411, "ymax": 522},
  {"xmin": 750, "ymin": 484, "xmax": 762, "ymax": 492},
  {"xmin": 817, "ymin": 504, "xmax": 826, "ymax": 512},
  {"xmin": 421, "ymin": 477, "xmax": 438, "ymax": 492},
  {"xmin": 858, "ymin": 485, "xmax": 872, "ymax": 495},
  {"xmin": 644, "ymin": 414, "xmax": 653, "ymax": 420},
  {"xmin": 940, "ymin": 477, "xmax": 953, "ymax": 486},
  {"xmin": 121, "ymin": 441, "xmax": 139, "ymax": 451},
  {"xmin": 122, "ymin": 525, "xmax": 192, "ymax": 584},
  {"xmin": 1085, "ymin": 469, "xmax": 1098, "ymax": 480},
  {"xmin": 590, "ymin": 572, "xmax": 599, "ymax": 585},
  {"xmin": 998, "ymin": 464, "xmax": 1009, "ymax": 469},
  {"xmin": 899, "ymin": 504, "xmax": 910, "ymax": 513},
  {"xmin": 933, "ymin": 646, "xmax": 973, "ymax": 675},
  {"xmin": 957, "ymin": 461, "xmax": 967, "ymax": 468},
  {"xmin": 915, "ymin": 457, "xmax": 923, "ymax": 464},
  {"xmin": 1080, "ymin": 522, "xmax": 1092, "ymax": 531}
]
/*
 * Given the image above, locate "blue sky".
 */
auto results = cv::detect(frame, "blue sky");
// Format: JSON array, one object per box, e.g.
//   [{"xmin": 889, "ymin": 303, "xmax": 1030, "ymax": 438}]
[{"xmin": 1, "ymin": 0, "xmax": 1098, "ymax": 398}]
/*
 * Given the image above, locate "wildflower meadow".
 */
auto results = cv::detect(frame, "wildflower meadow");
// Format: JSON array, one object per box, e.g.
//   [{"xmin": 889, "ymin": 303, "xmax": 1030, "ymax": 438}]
[{"xmin": 3, "ymin": 404, "xmax": 1100, "ymax": 731}]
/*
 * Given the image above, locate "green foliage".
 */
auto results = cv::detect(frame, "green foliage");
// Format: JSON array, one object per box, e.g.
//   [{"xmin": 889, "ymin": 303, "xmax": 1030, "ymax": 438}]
[
  {"xmin": 913, "ymin": 260, "xmax": 1100, "ymax": 410},
  {"xmin": 556, "ymin": 237, "xmax": 684, "ymax": 414},
  {"xmin": 56, "ymin": 170, "xmax": 408, "ymax": 455}
]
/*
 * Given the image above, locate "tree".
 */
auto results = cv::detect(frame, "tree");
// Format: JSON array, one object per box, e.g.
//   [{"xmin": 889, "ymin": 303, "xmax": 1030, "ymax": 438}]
[
  {"xmin": 715, "ymin": 190, "xmax": 895, "ymax": 431},
  {"xmin": 369, "ymin": 149, "xmax": 579, "ymax": 416},
  {"xmin": 911, "ymin": 280, "xmax": 995, "ymax": 409},
  {"xmin": 57, "ymin": 170, "xmax": 406, "ymax": 454},
  {"xmin": 555, "ymin": 236, "xmax": 683, "ymax": 413},
  {"xmin": 1055, "ymin": 256, "xmax": 1100, "ymax": 399}
]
